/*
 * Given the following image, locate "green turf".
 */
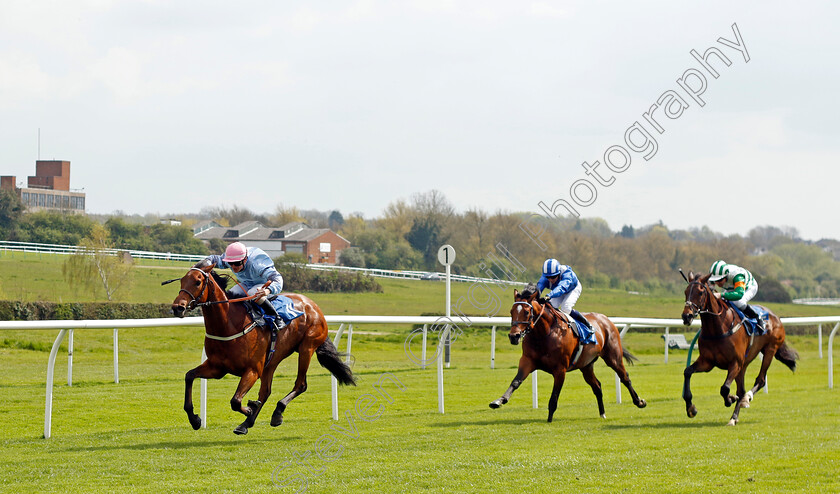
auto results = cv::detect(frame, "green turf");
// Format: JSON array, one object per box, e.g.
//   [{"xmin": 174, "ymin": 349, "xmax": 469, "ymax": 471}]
[{"xmin": 0, "ymin": 252, "xmax": 839, "ymax": 493}]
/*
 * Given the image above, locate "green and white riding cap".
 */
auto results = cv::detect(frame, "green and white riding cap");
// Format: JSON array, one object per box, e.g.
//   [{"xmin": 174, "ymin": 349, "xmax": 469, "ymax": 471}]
[{"xmin": 708, "ymin": 260, "xmax": 729, "ymax": 282}]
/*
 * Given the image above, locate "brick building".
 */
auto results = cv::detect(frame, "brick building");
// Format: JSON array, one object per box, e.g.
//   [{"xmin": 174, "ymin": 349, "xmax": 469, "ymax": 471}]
[
  {"xmin": 1, "ymin": 160, "xmax": 85, "ymax": 213},
  {"xmin": 194, "ymin": 221, "xmax": 351, "ymax": 263}
]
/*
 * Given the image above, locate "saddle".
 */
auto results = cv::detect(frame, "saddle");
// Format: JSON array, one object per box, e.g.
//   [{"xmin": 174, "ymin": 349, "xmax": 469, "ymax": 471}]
[
  {"xmin": 244, "ymin": 301, "xmax": 278, "ymax": 331},
  {"xmin": 726, "ymin": 301, "xmax": 768, "ymax": 336}
]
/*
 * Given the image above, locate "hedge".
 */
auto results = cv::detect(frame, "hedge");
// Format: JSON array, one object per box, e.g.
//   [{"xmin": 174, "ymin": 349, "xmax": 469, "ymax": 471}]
[{"xmin": 0, "ymin": 301, "xmax": 173, "ymax": 321}]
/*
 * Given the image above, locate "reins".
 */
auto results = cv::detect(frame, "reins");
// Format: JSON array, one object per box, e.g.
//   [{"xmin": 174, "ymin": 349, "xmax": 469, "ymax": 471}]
[
  {"xmin": 686, "ymin": 279, "xmax": 745, "ymax": 341},
  {"xmin": 172, "ymin": 267, "xmax": 271, "ymax": 343}
]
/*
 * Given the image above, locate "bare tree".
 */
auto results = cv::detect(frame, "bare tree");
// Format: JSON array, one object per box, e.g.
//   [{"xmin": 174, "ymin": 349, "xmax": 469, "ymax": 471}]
[{"xmin": 62, "ymin": 224, "xmax": 133, "ymax": 301}]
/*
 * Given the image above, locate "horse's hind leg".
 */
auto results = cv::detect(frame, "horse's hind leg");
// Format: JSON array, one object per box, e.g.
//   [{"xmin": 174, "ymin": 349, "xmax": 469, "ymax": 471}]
[
  {"xmin": 184, "ymin": 361, "xmax": 226, "ymax": 430},
  {"xmin": 742, "ymin": 349, "xmax": 774, "ymax": 408},
  {"xmin": 271, "ymin": 346, "xmax": 316, "ymax": 427},
  {"xmin": 490, "ymin": 358, "xmax": 535, "ymax": 409},
  {"xmin": 579, "ymin": 365, "xmax": 604, "ymax": 419},
  {"xmin": 604, "ymin": 352, "xmax": 646, "ymax": 408},
  {"xmin": 231, "ymin": 369, "xmax": 261, "ymax": 435}
]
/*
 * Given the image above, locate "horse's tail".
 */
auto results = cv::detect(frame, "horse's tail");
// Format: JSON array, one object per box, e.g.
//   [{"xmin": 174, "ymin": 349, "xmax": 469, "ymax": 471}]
[
  {"xmin": 316, "ymin": 337, "xmax": 357, "ymax": 386},
  {"xmin": 622, "ymin": 348, "xmax": 639, "ymax": 366},
  {"xmin": 774, "ymin": 341, "xmax": 799, "ymax": 372}
]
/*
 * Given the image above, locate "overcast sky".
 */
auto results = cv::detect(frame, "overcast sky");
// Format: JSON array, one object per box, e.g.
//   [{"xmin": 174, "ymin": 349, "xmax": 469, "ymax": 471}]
[{"xmin": 1, "ymin": 1, "xmax": 838, "ymax": 240}]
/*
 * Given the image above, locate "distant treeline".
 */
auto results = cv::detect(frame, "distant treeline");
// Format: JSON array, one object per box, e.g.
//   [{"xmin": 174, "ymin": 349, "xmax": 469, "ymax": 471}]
[{"xmin": 3, "ymin": 189, "xmax": 839, "ymax": 301}]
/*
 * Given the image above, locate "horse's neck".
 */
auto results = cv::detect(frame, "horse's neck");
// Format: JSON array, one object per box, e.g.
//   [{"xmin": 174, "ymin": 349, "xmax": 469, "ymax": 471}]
[
  {"xmin": 201, "ymin": 285, "xmax": 250, "ymax": 335},
  {"xmin": 536, "ymin": 305, "xmax": 565, "ymax": 338},
  {"xmin": 700, "ymin": 296, "xmax": 735, "ymax": 334}
]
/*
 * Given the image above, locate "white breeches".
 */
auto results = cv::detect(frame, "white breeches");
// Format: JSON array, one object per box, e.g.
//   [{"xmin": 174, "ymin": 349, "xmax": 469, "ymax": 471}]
[
  {"xmin": 730, "ymin": 281, "xmax": 758, "ymax": 309},
  {"xmin": 548, "ymin": 282, "xmax": 583, "ymax": 314}
]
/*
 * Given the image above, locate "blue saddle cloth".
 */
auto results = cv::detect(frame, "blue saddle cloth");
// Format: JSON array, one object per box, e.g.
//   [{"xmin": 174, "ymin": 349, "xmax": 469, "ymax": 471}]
[
  {"xmin": 253, "ymin": 295, "xmax": 304, "ymax": 325},
  {"xmin": 569, "ymin": 312, "xmax": 597, "ymax": 345},
  {"xmin": 726, "ymin": 301, "xmax": 768, "ymax": 336}
]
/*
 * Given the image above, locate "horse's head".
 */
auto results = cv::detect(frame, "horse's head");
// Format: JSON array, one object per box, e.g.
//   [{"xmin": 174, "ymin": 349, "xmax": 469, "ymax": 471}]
[
  {"xmin": 171, "ymin": 264, "xmax": 215, "ymax": 318},
  {"xmin": 509, "ymin": 284, "xmax": 544, "ymax": 345},
  {"xmin": 682, "ymin": 271, "xmax": 714, "ymax": 326}
]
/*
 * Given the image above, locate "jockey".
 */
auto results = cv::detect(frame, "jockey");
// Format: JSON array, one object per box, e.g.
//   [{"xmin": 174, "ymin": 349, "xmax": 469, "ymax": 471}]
[
  {"xmin": 536, "ymin": 258, "xmax": 594, "ymax": 342},
  {"xmin": 708, "ymin": 260, "xmax": 765, "ymax": 332},
  {"xmin": 206, "ymin": 242, "xmax": 298, "ymax": 331}
]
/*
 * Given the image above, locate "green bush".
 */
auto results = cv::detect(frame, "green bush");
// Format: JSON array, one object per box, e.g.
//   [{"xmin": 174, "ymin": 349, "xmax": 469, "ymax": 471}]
[
  {"xmin": 0, "ymin": 301, "xmax": 173, "ymax": 321},
  {"xmin": 279, "ymin": 264, "xmax": 383, "ymax": 293}
]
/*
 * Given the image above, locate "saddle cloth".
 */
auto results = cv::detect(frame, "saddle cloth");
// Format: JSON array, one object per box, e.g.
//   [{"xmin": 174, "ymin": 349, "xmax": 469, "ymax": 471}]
[
  {"xmin": 568, "ymin": 312, "xmax": 597, "ymax": 345},
  {"xmin": 726, "ymin": 301, "xmax": 768, "ymax": 336}
]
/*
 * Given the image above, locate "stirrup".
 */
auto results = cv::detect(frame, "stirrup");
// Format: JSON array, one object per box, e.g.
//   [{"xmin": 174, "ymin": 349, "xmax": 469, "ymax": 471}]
[{"xmin": 273, "ymin": 319, "xmax": 287, "ymax": 331}]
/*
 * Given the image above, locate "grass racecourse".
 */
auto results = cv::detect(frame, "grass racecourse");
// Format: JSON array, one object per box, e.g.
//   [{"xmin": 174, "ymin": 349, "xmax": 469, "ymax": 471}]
[{"xmin": 0, "ymin": 251, "xmax": 838, "ymax": 493}]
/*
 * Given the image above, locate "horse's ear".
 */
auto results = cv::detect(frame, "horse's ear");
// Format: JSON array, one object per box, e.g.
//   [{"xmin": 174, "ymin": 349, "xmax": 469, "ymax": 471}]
[
  {"xmin": 700, "ymin": 272, "xmax": 712, "ymax": 283},
  {"xmin": 527, "ymin": 290, "xmax": 539, "ymax": 302},
  {"xmin": 513, "ymin": 289, "xmax": 519, "ymax": 299}
]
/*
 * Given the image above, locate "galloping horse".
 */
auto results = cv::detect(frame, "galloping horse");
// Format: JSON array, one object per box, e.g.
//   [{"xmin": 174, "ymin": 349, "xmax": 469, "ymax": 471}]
[
  {"xmin": 170, "ymin": 262, "xmax": 356, "ymax": 435},
  {"xmin": 681, "ymin": 272, "xmax": 798, "ymax": 426},
  {"xmin": 490, "ymin": 285, "xmax": 646, "ymax": 422}
]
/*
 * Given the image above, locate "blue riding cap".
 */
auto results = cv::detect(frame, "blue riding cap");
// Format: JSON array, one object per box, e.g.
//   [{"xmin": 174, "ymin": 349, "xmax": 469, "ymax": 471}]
[{"xmin": 542, "ymin": 258, "xmax": 562, "ymax": 277}]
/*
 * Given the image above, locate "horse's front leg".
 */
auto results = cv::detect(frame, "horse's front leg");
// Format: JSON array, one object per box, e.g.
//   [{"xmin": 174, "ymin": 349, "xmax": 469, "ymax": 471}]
[
  {"xmin": 184, "ymin": 361, "xmax": 226, "ymax": 430},
  {"xmin": 579, "ymin": 364, "xmax": 603, "ymax": 419},
  {"xmin": 546, "ymin": 369, "xmax": 568, "ymax": 422},
  {"xmin": 490, "ymin": 357, "xmax": 535, "ymax": 409},
  {"xmin": 720, "ymin": 361, "xmax": 742, "ymax": 408},
  {"xmin": 727, "ymin": 368, "xmax": 748, "ymax": 426},
  {"xmin": 683, "ymin": 357, "xmax": 713, "ymax": 418},
  {"xmin": 231, "ymin": 369, "xmax": 261, "ymax": 435}
]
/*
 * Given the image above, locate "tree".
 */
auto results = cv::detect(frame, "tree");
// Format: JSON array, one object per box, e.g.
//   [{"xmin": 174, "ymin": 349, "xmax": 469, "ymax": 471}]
[
  {"xmin": 0, "ymin": 189, "xmax": 24, "ymax": 238},
  {"xmin": 270, "ymin": 204, "xmax": 305, "ymax": 226},
  {"xmin": 328, "ymin": 210, "xmax": 344, "ymax": 231},
  {"xmin": 63, "ymin": 225, "xmax": 133, "ymax": 301},
  {"xmin": 405, "ymin": 190, "xmax": 454, "ymax": 268}
]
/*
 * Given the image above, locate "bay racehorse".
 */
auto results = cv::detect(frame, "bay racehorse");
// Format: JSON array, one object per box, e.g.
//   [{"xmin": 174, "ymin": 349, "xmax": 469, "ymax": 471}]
[
  {"xmin": 681, "ymin": 271, "xmax": 798, "ymax": 425},
  {"xmin": 169, "ymin": 262, "xmax": 356, "ymax": 435},
  {"xmin": 490, "ymin": 284, "xmax": 646, "ymax": 422}
]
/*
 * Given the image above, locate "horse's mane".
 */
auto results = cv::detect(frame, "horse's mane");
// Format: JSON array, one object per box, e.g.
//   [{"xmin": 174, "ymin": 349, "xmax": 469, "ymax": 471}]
[
  {"xmin": 519, "ymin": 283, "xmax": 540, "ymax": 300},
  {"xmin": 192, "ymin": 259, "xmax": 235, "ymax": 297}
]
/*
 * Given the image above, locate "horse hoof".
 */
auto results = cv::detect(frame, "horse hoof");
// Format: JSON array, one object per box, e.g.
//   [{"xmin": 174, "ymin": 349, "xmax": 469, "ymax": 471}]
[
  {"xmin": 687, "ymin": 405, "xmax": 697, "ymax": 418},
  {"xmin": 740, "ymin": 391, "xmax": 754, "ymax": 408},
  {"xmin": 600, "ymin": 414, "xmax": 606, "ymax": 419},
  {"xmin": 270, "ymin": 413, "xmax": 284, "ymax": 427},
  {"xmin": 189, "ymin": 415, "xmax": 202, "ymax": 430},
  {"xmin": 726, "ymin": 419, "xmax": 737, "ymax": 426},
  {"xmin": 233, "ymin": 425, "xmax": 249, "ymax": 435},
  {"xmin": 636, "ymin": 399, "xmax": 647, "ymax": 409},
  {"xmin": 547, "ymin": 417, "xmax": 553, "ymax": 423},
  {"xmin": 489, "ymin": 401, "xmax": 501, "ymax": 409}
]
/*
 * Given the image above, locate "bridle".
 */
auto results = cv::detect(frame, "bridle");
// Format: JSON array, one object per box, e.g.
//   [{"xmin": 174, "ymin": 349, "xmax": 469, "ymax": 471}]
[
  {"xmin": 511, "ymin": 300, "xmax": 546, "ymax": 336},
  {"xmin": 179, "ymin": 267, "xmax": 212, "ymax": 311},
  {"xmin": 684, "ymin": 280, "xmax": 725, "ymax": 318}
]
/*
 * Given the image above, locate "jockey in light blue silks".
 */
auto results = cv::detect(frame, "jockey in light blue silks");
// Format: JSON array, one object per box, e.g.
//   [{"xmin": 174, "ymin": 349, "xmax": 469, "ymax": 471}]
[
  {"xmin": 536, "ymin": 258, "xmax": 595, "ymax": 343},
  {"xmin": 206, "ymin": 242, "xmax": 303, "ymax": 330}
]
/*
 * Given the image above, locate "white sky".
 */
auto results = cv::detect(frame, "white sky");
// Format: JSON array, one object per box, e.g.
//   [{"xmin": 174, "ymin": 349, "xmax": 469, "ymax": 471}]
[{"xmin": 1, "ymin": 1, "xmax": 838, "ymax": 240}]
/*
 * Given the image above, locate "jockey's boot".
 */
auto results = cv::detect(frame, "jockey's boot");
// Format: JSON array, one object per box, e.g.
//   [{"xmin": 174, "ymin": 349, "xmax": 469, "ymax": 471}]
[
  {"xmin": 570, "ymin": 309, "xmax": 594, "ymax": 342},
  {"xmin": 259, "ymin": 300, "xmax": 287, "ymax": 332},
  {"xmin": 743, "ymin": 305, "xmax": 765, "ymax": 332}
]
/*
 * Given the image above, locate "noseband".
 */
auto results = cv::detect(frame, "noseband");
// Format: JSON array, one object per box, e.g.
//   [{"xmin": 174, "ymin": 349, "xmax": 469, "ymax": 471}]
[
  {"xmin": 179, "ymin": 267, "xmax": 211, "ymax": 311},
  {"xmin": 684, "ymin": 280, "xmax": 724, "ymax": 318},
  {"xmin": 511, "ymin": 300, "xmax": 546, "ymax": 336}
]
